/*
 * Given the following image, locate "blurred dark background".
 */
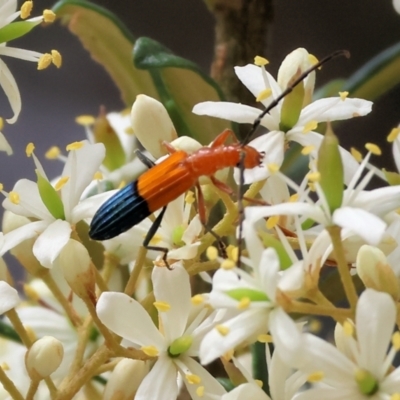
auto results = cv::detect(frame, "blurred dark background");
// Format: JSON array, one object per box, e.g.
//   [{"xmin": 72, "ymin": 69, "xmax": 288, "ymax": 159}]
[{"xmin": 1, "ymin": 0, "xmax": 400, "ymax": 192}]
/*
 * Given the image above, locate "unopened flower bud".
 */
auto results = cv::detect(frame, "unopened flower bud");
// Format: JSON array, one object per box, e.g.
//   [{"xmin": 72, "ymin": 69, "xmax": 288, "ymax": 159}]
[
  {"xmin": 131, "ymin": 95, "xmax": 177, "ymax": 158},
  {"xmin": 103, "ymin": 359, "xmax": 148, "ymax": 400},
  {"xmin": 56, "ymin": 239, "xmax": 95, "ymax": 302},
  {"xmin": 0, "ymin": 281, "xmax": 20, "ymax": 313},
  {"xmin": 25, "ymin": 336, "xmax": 64, "ymax": 380},
  {"xmin": 356, "ymin": 245, "xmax": 400, "ymax": 300}
]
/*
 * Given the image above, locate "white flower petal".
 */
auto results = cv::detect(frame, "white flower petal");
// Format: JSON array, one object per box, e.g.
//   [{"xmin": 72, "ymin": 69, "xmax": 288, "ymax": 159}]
[
  {"xmin": 356, "ymin": 289, "xmax": 396, "ymax": 377},
  {"xmin": 0, "ymin": 131, "xmax": 12, "ymax": 155},
  {"xmin": 332, "ymin": 207, "xmax": 386, "ymax": 245},
  {"xmin": 0, "ymin": 281, "xmax": 19, "ymax": 313},
  {"xmin": 294, "ymin": 387, "xmax": 358, "ymax": 400},
  {"xmin": 96, "ymin": 291, "xmax": 164, "ymax": 348},
  {"xmin": 33, "ymin": 220, "xmax": 71, "ymax": 269},
  {"xmin": 152, "ymin": 264, "xmax": 191, "ymax": 342},
  {"xmin": 167, "ymin": 243, "xmax": 200, "ymax": 260},
  {"xmin": 0, "ymin": 58, "xmax": 21, "ymax": 124}
]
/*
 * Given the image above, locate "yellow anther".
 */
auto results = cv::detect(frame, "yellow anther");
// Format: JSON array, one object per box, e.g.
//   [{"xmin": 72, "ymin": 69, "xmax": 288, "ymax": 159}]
[
  {"xmin": 392, "ymin": 331, "xmax": 400, "ymax": 351},
  {"xmin": 308, "ymin": 182, "xmax": 316, "ymax": 192},
  {"xmin": 254, "ymin": 56, "xmax": 269, "ymax": 66},
  {"xmin": 0, "ymin": 183, "xmax": 3, "ymax": 191},
  {"xmin": 257, "ymin": 333, "xmax": 272, "ymax": 343},
  {"xmin": 256, "ymin": 88, "xmax": 272, "ymax": 102},
  {"xmin": 308, "ymin": 54, "xmax": 319, "ymax": 67},
  {"xmin": 191, "ymin": 294, "xmax": 204, "ymax": 305},
  {"xmin": 307, "ymin": 171, "xmax": 321, "ymax": 182},
  {"xmin": 237, "ymin": 297, "xmax": 251, "ymax": 310},
  {"xmin": 387, "ymin": 127, "xmax": 400, "ymax": 143},
  {"xmin": 54, "ymin": 176, "xmax": 69, "ymax": 191},
  {"xmin": 20, "ymin": 1, "xmax": 33, "ymax": 19},
  {"xmin": 308, "ymin": 319, "xmax": 322, "ymax": 334},
  {"xmin": 185, "ymin": 191, "xmax": 195, "ymax": 204},
  {"xmin": 9, "ymin": 191, "xmax": 20, "ymax": 205},
  {"xmin": 391, "ymin": 393, "xmax": 400, "ymax": 400},
  {"xmin": 196, "ymin": 386, "xmax": 205, "ymax": 397},
  {"xmin": 351, "ymin": 147, "xmax": 362, "ymax": 163},
  {"xmin": 229, "ymin": 246, "xmax": 239, "ymax": 262},
  {"xmin": 266, "ymin": 215, "xmax": 279, "ymax": 230},
  {"xmin": 220, "ymin": 259, "xmax": 235, "ymax": 270},
  {"xmin": 141, "ymin": 345, "xmax": 159, "ymax": 357},
  {"xmin": 206, "ymin": 246, "xmax": 218, "ymax": 261},
  {"xmin": 93, "ymin": 171, "xmax": 103, "ymax": 181},
  {"xmin": 216, "ymin": 325, "xmax": 229, "ymax": 336},
  {"xmin": 289, "ymin": 193, "xmax": 299, "ymax": 202},
  {"xmin": 267, "ymin": 163, "xmax": 279, "ymax": 174},
  {"xmin": 255, "ymin": 380, "xmax": 263, "ymax": 388},
  {"xmin": 25, "ymin": 325, "xmax": 37, "ymax": 342},
  {"xmin": 307, "ymin": 371, "xmax": 324, "ymax": 383},
  {"xmin": 45, "ymin": 146, "xmax": 61, "ymax": 159},
  {"xmin": 43, "ymin": 9, "xmax": 56, "ymax": 23},
  {"xmin": 25, "ymin": 142, "xmax": 35, "ymax": 157},
  {"xmin": 125, "ymin": 126, "xmax": 134, "ymax": 135},
  {"xmin": 117, "ymin": 180, "xmax": 126, "ymax": 189},
  {"xmin": 75, "ymin": 115, "xmax": 95, "ymax": 126},
  {"xmin": 51, "ymin": 50, "xmax": 62, "ymax": 68},
  {"xmin": 23, "ymin": 284, "xmax": 40, "ymax": 301},
  {"xmin": 302, "ymin": 120, "xmax": 318, "ymax": 133},
  {"xmin": 339, "ymin": 91, "xmax": 349, "ymax": 100},
  {"xmin": 365, "ymin": 143, "xmax": 381, "ymax": 156},
  {"xmin": 0, "ymin": 117, "xmax": 4, "ymax": 130},
  {"xmin": 37, "ymin": 53, "xmax": 52, "ymax": 70},
  {"xmin": 186, "ymin": 374, "xmax": 201, "ymax": 385},
  {"xmin": 343, "ymin": 320, "xmax": 354, "ymax": 336},
  {"xmin": 301, "ymin": 145, "xmax": 315, "ymax": 155},
  {"xmin": 153, "ymin": 301, "xmax": 171, "ymax": 312},
  {"xmin": 1, "ymin": 363, "xmax": 9, "ymax": 371},
  {"xmin": 66, "ymin": 141, "xmax": 84, "ymax": 151}
]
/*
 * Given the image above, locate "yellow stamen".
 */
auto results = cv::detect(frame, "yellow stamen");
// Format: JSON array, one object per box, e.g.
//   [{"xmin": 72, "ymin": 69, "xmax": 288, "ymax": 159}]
[
  {"xmin": 307, "ymin": 371, "xmax": 324, "ymax": 382},
  {"xmin": 301, "ymin": 145, "xmax": 315, "ymax": 155},
  {"xmin": 254, "ymin": 56, "xmax": 269, "ymax": 66},
  {"xmin": 222, "ymin": 349, "xmax": 234, "ymax": 361},
  {"xmin": 66, "ymin": 141, "xmax": 84, "ymax": 151},
  {"xmin": 148, "ymin": 233, "xmax": 162, "ymax": 245},
  {"xmin": 307, "ymin": 171, "xmax": 321, "ymax": 182},
  {"xmin": 351, "ymin": 147, "xmax": 362, "ymax": 163},
  {"xmin": 43, "ymin": 9, "xmax": 56, "ymax": 23},
  {"xmin": 255, "ymin": 380, "xmax": 263, "ymax": 388},
  {"xmin": 343, "ymin": 320, "xmax": 354, "ymax": 336},
  {"xmin": 9, "ymin": 191, "xmax": 20, "ymax": 205},
  {"xmin": 308, "ymin": 182, "xmax": 316, "ymax": 192},
  {"xmin": 196, "ymin": 386, "xmax": 205, "ymax": 397},
  {"xmin": 216, "ymin": 325, "xmax": 229, "ymax": 336},
  {"xmin": 118, "ymin": 180, "xmax": 126, "ymax": 189},
  {"xmin": 339, "ymin": 91, "xmax": 349, "ymax": 100},
  {"xmin": 37, "ymin": 53, "xmax": 52, "ymax": 70},
  {"xmin": 1, "ymin": 363, "xmax": 9, "ymax": 371},
  {"xmin": 266, "ymin": 215, "xmax": 279, "ymax": 230},
  {"xmin": 256, "ymin": 88, "xmax": 272, "ymax": 102},
  {"xmin": 153, "ymin": 301, "xmax": 171, "ymax": 312},
  {"xmin": 289, "ymin": 193, "xmax": 299, "ymax": 202},
  {"xmin": 229, "ymin": 246, "xmax": 239, "ymax": 262},
  {"xmin": 0, "ymin": 117, "xmax": 4, "ymax": 130},
  {"xmin": 141, "ymin": 345, "xmax": 159, "ymax": 357},
  {"xmin": 0, "ymin": 183, "xmax": 3, "ymax": 191},
  {"xmin": 191, "ymin": 294, "xmax": 204, "ymax": 305},
  {"xmin": 75, "ymin": 115, "xmax": 95, "ymax": 126},
  {"xmin": 25, "ymin": 325, "xmax": 37, "ymax": 342},
  {"xmin": 302, "ymin": 120, "xmax": 318, "ymax": 133},
  {"xmin": 387, "ymin": 127, "xmax": 400, "ymax": 143},
  {"xmin": 93, "ymin": 171, "xmax": 103, "ymax": 181},
  {"xmin": 20, "ymin": 1, "xmax": 33, "ymax": 19},
  {"xmin": 267, "ymin": 163, "xmax": 279, "ymax": 174},
  {"xmin": 45, "ymin": 146, "xmax": 61, "ymax": 159},
  {"xmin": 54, "ymin": 176, "xmax": 69, "ymax": 191},
  {"xmin": 25, "ymin": 142, "xmax": 35, "ymax": 157},
  {"xmin": 51, "ymin": 50, "xmax": 62, "ymax": 68},
  {"xmin": 206, "ymin": 246, "xmax": 218, "ymax": 261},
  {"xmin": 220, "ymin": 259, "xmax": 235, "ymax": 270},
  {"xmin": 23, "ymin": 284, "xmax": 40, "ymax": 301},
  {"xmin": 307, "ymin": 319, "xmax": 322, "ymax": 334},
  {"xmin": 185, "ymin": 191, "xmax": 195, "ymax": 204},
  {"xmin": 392, "ymin": 331, "xmax": 400, "ymax": 351},
  {"xmin": 391, "ymin": 393, "xmax": 400, "ymax": 400},
  {"xmin": 186, "ymin": 374, "xmax": 201, "ymax": 385},
  {"xmin": 237, "ymin": 297, "xmax": 250, "ymax": 310},
  {"xmin": 257, "ymin": 333, "xmax": 272, "ymax": 343},
  {"xmin": 308, "ymin": 54, "xmax": 319, "ymax": 67},
  {"xmin": 365, "ymin": 143, "xmax": 381, "ymax": 156}
]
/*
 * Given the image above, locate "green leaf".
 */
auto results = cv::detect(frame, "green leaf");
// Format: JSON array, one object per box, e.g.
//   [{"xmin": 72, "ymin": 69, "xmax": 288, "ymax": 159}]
[
  {"xmin": 0, "ymin": 319, "xmax": 22, "ymax": 343},
  {"xmin": 52, "ymin": 0, "xmax": 158, "ymax": 106},
  {"xmin": 36, "ymin": 171, "xmax": 65, "ymax": 219},
  {"xmin": 0, "ymin": 20, "xmax": 41, "ymax": 44},
  {"xmin": 259, "ymin": 231, "xmax": 293, "ymax": 270},
  {"xmin": 133, "ymin": 37, "xmax": 232, "ymax": 144}
]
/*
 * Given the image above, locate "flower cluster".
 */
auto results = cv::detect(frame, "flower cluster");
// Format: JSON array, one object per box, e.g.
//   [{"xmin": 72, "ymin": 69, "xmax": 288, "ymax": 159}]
[{"xmin": 0, "ymin": 1, "xmax": 400, "ymax": 399}]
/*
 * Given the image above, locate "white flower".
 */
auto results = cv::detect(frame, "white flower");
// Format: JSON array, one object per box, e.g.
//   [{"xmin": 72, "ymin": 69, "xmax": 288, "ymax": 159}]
[
  {"xmin": 394, "ymin": 0, "xmax": 400, "ymax": 14},
  {"xmin": 0, "ymin": 141, "xmax": 111, "ymax": 268},
  {"xmin": 193, "ymin": 48, "xmax": 372, "ymax": 184},
  {"xmin": 279, "ymin": 289, "xmax": 400, "ymax": 399},
  {"xmin": 97, "ymin": 263, "xmax": 225, "ymax": 400}
]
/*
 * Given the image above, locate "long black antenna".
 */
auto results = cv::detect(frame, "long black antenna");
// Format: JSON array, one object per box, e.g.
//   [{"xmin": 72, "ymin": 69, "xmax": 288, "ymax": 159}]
[{"xmin": 242, "ymin": 49, "xmax": 350, "ymax": 145}]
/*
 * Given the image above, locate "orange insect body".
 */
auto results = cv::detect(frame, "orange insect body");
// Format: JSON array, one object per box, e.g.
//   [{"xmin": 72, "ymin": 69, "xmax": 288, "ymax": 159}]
[{"xmin": 89, "ymin": 129, "xmax": 263, "ymax": 241}]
